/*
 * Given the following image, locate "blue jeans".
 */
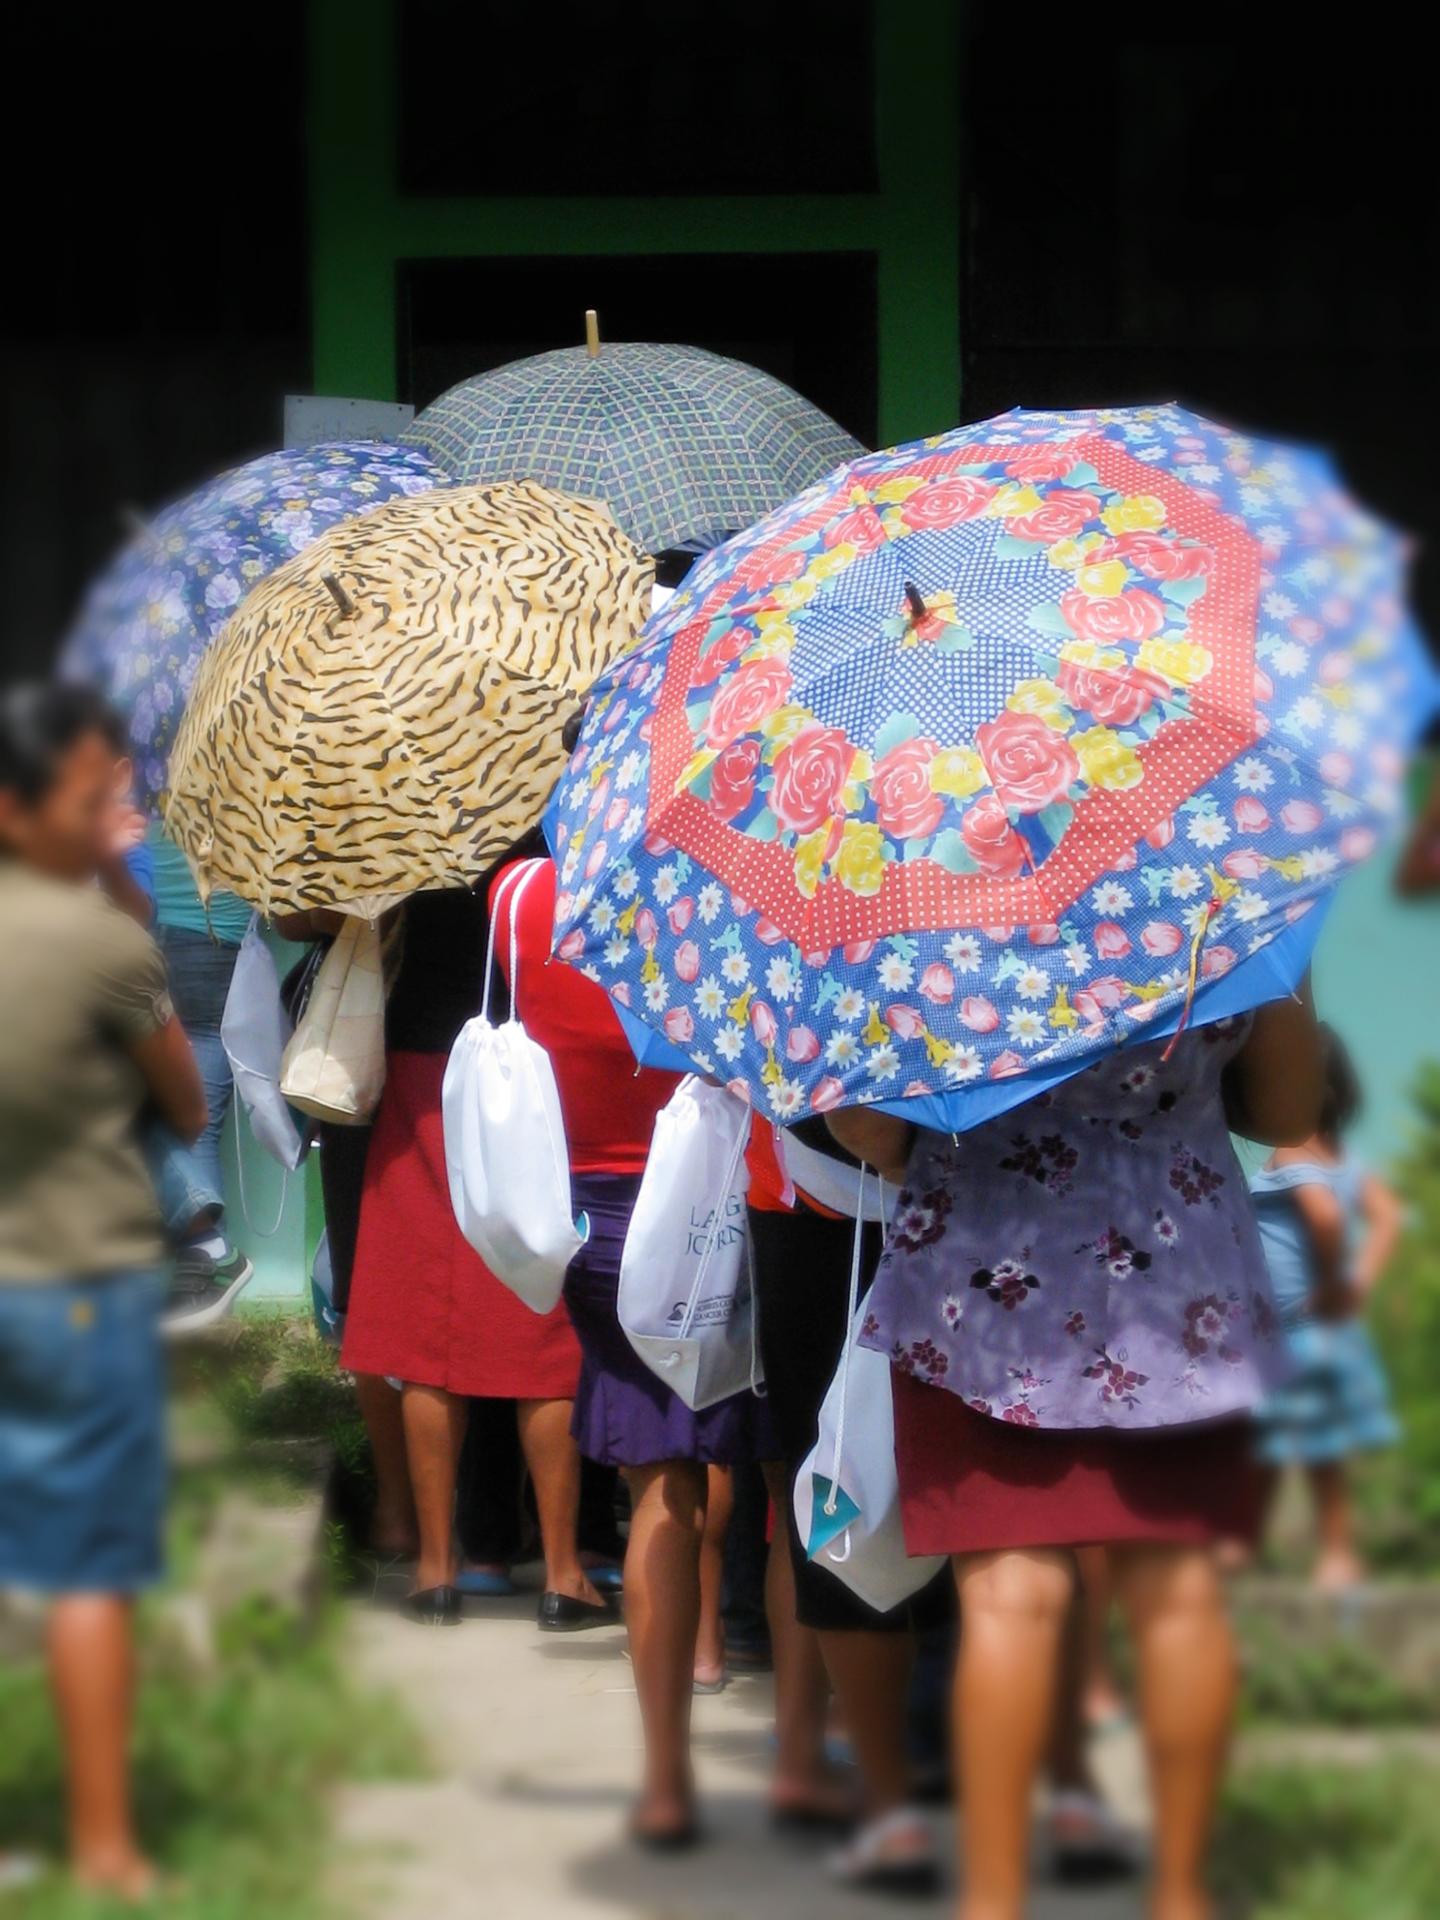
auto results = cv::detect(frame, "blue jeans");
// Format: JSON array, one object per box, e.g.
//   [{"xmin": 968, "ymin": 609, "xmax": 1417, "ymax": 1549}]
[
  {"xmin": 143, "ymin": 928, "xmax": 241, "ymax": 1241},
  {"xmin": 0, "ymin": 1271, "xmax": 167, "ymax": 1591}
]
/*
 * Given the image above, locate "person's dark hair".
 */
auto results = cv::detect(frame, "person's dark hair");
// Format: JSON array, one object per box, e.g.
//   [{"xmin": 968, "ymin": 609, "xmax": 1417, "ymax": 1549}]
[
  {"xmin": 1317, "ymin": 1022, "xmax": 1362, "ymax": 1142},
  {"xmin": 0, "ymin": 681, "xmax": 125, "ymax": 804}
]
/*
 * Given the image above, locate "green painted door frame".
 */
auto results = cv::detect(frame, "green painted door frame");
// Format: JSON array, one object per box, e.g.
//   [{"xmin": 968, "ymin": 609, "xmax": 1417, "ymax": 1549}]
[{"xmin": 308, "ymin": 0, "xmax": 961, "ymax": 447}]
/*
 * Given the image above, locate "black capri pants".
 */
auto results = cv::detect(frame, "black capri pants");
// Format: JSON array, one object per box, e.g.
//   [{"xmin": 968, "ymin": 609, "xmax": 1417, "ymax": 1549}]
[{"xmin": 749, "ymin": 1200, "xmax": 950, "ymax": 1635}]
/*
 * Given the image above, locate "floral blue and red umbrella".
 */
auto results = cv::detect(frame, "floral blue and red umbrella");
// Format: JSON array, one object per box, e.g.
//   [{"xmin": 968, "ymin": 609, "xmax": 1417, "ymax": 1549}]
[
  {"xmin": 548, "ymin": 404, "xmax": 1436, "ymax": 1130},
  {"xmin": 61, "ymin": 441, "xmax": 448, "ymax": 806}
]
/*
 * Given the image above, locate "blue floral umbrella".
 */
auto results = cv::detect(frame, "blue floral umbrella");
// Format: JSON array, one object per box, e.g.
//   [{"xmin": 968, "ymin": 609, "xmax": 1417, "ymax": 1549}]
[
  {"xmin": 403, "ymin": 328, "xmax": 862, "ymax": 557},
  {"xmin": 61, "ymin": 441, "xmax": 449, "ymax": 805},
  {"xmin": 548, "ymin": 403, "xmax": 1437, "ymax": 1132}
]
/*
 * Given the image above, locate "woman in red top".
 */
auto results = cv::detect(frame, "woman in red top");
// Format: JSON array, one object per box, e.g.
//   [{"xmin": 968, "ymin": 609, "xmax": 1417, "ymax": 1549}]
[
  {"xmin": 492, "ymin": 852, "xmax": 761, "ymax": 1848},
  {"xmin": 341, "ymin": 836, "xmax": 603, "ymax": 1628}
]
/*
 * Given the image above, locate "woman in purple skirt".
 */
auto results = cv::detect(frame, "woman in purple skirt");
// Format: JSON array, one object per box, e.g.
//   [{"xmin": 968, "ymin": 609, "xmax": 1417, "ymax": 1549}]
[{"xmin": 492, "ymin": 852, "xmax": 760, "ymax": 1849}]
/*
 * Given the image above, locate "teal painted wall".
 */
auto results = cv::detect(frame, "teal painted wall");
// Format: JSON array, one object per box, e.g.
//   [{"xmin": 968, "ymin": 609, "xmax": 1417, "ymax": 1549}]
[{"xmin": 1313, "ymin": 801, "xmax": 1440, "ymax": 1169}]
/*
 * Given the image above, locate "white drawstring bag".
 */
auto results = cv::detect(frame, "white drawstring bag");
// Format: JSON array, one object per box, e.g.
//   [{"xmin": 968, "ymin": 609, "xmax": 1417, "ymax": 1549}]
[
  {"xmin": 617, "ymin": 1077, "xmax": 758, "ymax": 1410},
  {"xmin": 793, "ymin": 1169, "xmax": 944, "ymax": 1614},
  {"xmin": 775, "ymin": 1128, "xmax": 898, "ymax": 1224},
  {"xmin": 221, "ymin": 916, "xmax": 308, "ymax": 1172},
  {"xmin": 441, "ymin": 859, "xmax": 586, "ymax": 1314},
  {"xmin": 280, "ymin": 915, "xmax": 387, "ymax": 1124}
]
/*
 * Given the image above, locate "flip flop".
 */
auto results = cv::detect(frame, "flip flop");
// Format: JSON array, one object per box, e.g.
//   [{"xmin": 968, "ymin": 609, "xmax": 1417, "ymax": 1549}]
[
  {"xmin": 828, "ymin": 1806, "xmax": 940, "ymax": 1897},
  {"xmin": 1049, "ymin": 1789, "xmax": 1140, "ymax": 1886}
]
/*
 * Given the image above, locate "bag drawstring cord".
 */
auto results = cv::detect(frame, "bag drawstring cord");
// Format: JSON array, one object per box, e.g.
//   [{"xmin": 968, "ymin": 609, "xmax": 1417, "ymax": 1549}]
[
  {"xmin": 232, "ymin": 1144, "xmax": 290, "ymax": 1240},
  {"xmin": 823, "ymin": 1161, "xmax": 868, "ymax": 1520},
  {"xmin": 746, "ymin": 1230, "xmax": 766, "ymax": 1398}
]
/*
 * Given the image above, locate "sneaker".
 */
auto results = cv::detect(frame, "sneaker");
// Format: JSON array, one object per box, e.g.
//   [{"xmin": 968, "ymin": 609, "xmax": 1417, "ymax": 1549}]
[{"xmin": 163, "ymin": 1246, "xmax": 255, "ymax": 1339}]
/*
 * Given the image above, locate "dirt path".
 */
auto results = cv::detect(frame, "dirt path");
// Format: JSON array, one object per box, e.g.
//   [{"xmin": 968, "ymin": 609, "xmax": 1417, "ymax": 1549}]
[{"xmin": 333, "ymin": 1576, "xmax": 1150, "ymax": 1919}]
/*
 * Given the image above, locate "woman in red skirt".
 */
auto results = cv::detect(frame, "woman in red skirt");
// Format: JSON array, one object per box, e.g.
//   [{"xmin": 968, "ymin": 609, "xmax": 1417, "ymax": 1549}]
[
  {"xmin": 828, "ymin": 991, "xmax": 1325, "ymax": 1920},
  {"xmin": 342, "ymin": 834, "xmax": 608, "ymax": 1629}
]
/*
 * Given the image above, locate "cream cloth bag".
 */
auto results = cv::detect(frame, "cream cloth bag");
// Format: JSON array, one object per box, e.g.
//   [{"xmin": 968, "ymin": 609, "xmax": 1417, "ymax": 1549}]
[{"xmin": 279, "ymin": 915, "xmax": 388, "ymax": 1125}]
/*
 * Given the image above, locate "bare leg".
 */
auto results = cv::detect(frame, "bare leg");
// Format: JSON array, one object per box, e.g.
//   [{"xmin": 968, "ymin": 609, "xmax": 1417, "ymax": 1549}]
[
  {"xmin": 355, "ymin": 1372, "xmax": 416, "ymax": 1555},
  {"xmin": 694, "ymin": 1464, "xmax": 733, "ymax": 1684},
  {"xmin": 622, "ymin": 1461, "xmax": 707, "ymax": 1838},
  {"xmin": 1217, "ymin": 1464, "xmax": 1277, "ymax": 1574},
  {"xmin": 1049, "ymin": 1580, "xmax": 1100, "ymax": 1795},
  {"xmin": 954, "ymin": 1546, "xmax": 1076, "ymax": 1920},
  {"xmin": 49, "ymin": 1596, "xmax": 154, "ymax": 1898},
  {"xmin": 517, "ymin": 1397, "xmax": 601, "ymax": 1603},
  {"xmin": 1112, "ymin": 1543, "xmax": 1236, "ymax": 1920},
  {"xmin": 819, "ymin": 1629, "xmax": 914, "ymax": 1816},
  {"xmin": 1309, "ymin": 1461, "xmax": 1365, "ymax": 1590},
  {"xmin": 759, "ymin": 1461, "xmax": 847, "ymax": 1815},
  {"xmin": 400, "ymin": 1382, "xmax": 466, "ymax": 1592},
  {"xmin": 1075, "ymin": 1545, "xmax": 1126, "ymax": 1727}
]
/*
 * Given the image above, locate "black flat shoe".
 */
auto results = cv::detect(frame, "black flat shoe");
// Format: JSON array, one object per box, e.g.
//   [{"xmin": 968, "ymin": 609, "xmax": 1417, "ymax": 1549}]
[
  {"xmin": 537, "ymin": 1590, "xmax": 614, "ymax": 1632},
  {"xmin": 404, "ymin": 1584, "xmax": 462, "ymax": 1626}
]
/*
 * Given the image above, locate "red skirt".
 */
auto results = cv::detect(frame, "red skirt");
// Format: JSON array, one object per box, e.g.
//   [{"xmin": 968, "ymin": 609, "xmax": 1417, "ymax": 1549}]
[
  {"xmin": 340, "ymin": 1051, "xmax": 582, "ymax": 1399},
  {"xmin": 893, "ymin": 1370, "xmax": 1263, "ymax": 1556}
]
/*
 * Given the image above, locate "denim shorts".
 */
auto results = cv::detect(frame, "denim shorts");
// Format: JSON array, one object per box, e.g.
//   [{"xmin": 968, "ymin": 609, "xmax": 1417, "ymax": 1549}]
[{"xmin": 0, "ymin": 1271, "xmax": 166, "ymax": 1592}]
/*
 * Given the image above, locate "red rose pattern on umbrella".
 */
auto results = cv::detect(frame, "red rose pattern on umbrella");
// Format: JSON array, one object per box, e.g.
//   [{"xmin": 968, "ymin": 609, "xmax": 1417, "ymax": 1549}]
[{"xmin": 550, "ymin": 405, "xmax": 1434, "ymax": 1127}]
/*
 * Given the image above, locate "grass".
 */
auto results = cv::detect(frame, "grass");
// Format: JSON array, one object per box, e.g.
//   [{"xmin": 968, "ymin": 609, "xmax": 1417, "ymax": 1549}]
[
  {"xmin": 1216, "ymin": 1761, "xmax": 1440, "ymax": 1919},
  {"xmin": 1237, "ymin": 1621, "xmax": 1438, "ymax": 1730},
  {"xmin": 0, "ymin": 1315, "xmax": 421, "ymax": 1918},
  {"xmin": 0, "ymin": 1606, "xmax": 423, "ymax": 1920}
]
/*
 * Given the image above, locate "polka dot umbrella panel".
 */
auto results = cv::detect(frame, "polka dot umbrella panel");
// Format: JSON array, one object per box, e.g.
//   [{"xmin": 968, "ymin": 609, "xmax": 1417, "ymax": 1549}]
[
  {"xmin": 549, "ymin": 403, "xmax": 1439, "ymax": 1132},
  {"xmin": 60, "ymin": 442, "xmax": 450, "ymax": 808}
]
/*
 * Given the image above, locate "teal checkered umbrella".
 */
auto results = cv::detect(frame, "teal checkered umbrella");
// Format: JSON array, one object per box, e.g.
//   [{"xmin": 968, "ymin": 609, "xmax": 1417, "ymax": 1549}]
[{"xmin": 403, "ymin": 326, "xmax": 863, "ymax": 556}]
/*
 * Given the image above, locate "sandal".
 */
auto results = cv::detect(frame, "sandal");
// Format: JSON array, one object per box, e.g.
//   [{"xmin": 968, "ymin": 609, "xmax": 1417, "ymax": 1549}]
[
  {"xmin": 1049, "ymin": 1789, "xmax": 1139, "ymax": 1886},
  {"xmin": 828, "ymin": 1806, "xmax": 940, "ymax": 1897},
  {"xmin": 629, "ymin": 1808, "xmax": 703, "ymax": 1853}
]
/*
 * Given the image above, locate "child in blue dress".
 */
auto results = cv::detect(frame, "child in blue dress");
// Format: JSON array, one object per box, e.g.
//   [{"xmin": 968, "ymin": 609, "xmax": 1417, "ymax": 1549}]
[{"xmin": 1251, "ymin": 1027, "xmax": 1401, "ymax": 1589}]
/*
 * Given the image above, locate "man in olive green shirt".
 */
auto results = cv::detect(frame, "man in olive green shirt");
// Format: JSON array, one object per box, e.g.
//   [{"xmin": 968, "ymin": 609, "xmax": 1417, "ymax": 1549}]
[
  {"xmin": 0, "ymin": 682, "xmax": 204, "ymax": 1899},
  {"xmin": 0, "ymin": 860, "xmax": 174, "ymax": 1279}
]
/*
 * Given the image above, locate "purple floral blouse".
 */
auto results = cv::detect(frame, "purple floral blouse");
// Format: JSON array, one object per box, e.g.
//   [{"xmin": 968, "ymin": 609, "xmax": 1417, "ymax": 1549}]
[{"xmin": 858, "ymin": 1016, "xmax": 1283, "ymax": 1431}]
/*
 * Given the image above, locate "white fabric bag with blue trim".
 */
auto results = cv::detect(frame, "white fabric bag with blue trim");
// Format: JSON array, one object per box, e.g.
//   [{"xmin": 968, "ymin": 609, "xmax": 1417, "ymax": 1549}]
[
  {"xmin": 793, "ymin": 1169, "xmax": 944, "ymax": 1613},
  {"xmin": 221, "ymin": 915, "xmax": 308, "ymax": 1171},
  {"xmin": 441, "ymin": 859, "xmax": 586, "ymax": 1314},
  {"xmin": 617, "ymin": 1077, "xmax": 758, "ymax": 1410}
]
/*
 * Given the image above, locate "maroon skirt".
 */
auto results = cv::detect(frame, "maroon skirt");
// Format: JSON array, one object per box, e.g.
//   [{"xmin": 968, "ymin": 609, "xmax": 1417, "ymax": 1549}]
[
  {"xmin": 893, "ymin": 1369, "xmax": 1263, "ymax": 1556},
  {"xmin": 341, "ymin": 1051, "xmax": 582, "ymax": 1400}
]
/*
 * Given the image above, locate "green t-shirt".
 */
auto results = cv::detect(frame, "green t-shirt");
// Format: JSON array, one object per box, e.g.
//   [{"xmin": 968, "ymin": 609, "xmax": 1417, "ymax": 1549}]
[
  {"xmin": 0, "ymin": 862, "xmax": 173, "ymax": 1281},
  {"xmin": 146, "ymin": 821, "xmax": 251, "ymax": 946}
]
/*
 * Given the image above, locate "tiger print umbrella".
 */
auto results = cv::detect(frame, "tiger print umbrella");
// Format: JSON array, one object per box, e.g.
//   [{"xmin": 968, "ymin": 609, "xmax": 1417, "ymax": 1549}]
[{"xmin": 163, "ymin": 482, "xmax": 653, "ymax": 918}]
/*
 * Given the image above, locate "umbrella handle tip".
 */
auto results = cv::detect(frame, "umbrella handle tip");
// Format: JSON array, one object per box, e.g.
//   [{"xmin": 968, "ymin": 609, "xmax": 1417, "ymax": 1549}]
[{"xmin": 321, "ymin": 573, "xmax": 356, "ymax": 617}]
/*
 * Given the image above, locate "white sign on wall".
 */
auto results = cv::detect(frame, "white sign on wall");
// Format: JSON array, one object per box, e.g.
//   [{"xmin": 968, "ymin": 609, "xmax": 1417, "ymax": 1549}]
[{"xmin": 283, "ymin": 395, "xmax": 416, "ymax": 448}]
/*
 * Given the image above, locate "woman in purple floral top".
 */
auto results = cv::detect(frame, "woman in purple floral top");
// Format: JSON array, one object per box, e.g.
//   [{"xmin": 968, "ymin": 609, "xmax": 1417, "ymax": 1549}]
[{"xmin": 829, "ymin": 989, "xmax": 1323, "ymax": 1920}]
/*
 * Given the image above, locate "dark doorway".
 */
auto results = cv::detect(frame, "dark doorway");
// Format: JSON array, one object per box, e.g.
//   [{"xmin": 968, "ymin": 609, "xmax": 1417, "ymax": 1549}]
[
  {"xmin": 959, "ymin": 16, "xmax": 1439, "ymax": 646},
  {"xmin": 398, "ymin": 251, "xmax": 880, "ymax": 448}
]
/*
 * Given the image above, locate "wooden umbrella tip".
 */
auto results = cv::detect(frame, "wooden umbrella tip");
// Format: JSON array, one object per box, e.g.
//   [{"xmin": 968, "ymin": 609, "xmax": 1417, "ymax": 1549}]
[
  {"xmin": 584, "ymin": 309, "xmax": 601, "ymax": 358},
  {"xmin": 321, "ymin": 573, "xmax": 356, "ymax": 617}
]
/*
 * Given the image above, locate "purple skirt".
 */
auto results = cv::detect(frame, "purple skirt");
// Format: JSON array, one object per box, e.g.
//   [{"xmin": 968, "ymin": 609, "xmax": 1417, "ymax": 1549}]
[{"xmin": 566, "ymin": 1173, "xmax": 765, "ymax": 1469}]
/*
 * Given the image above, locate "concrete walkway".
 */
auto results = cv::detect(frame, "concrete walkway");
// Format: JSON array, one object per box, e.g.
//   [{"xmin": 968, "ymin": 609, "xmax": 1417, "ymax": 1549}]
[{"xmin": 333, "ymin": 1573, "xmax": 1150, "ymax": 1920}]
